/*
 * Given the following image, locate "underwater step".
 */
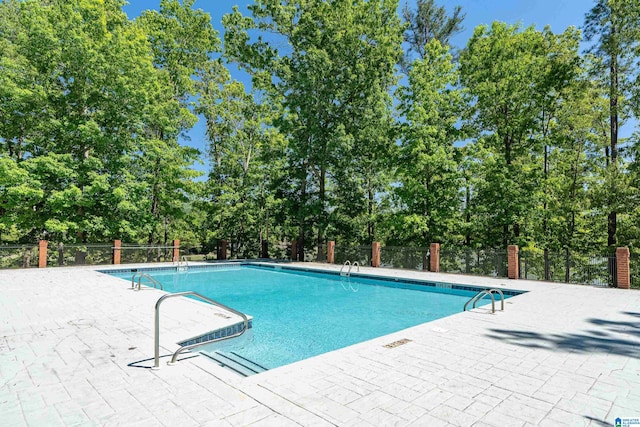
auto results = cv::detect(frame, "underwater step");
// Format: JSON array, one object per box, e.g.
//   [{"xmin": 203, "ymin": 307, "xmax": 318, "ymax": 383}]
[{"xmin": 203, "ymin": 351, "xmax": 268, "ymax": 377}]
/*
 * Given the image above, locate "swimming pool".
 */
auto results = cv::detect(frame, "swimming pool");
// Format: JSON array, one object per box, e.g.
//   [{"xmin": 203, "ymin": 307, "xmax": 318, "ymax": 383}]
[{"xmin": 107, "ymin": 264, "xmax": 520, "ymax": 375}]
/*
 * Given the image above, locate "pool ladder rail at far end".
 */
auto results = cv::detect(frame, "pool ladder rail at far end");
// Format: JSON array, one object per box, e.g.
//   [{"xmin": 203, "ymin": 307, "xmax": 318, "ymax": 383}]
[
  {"xmin": 340, "ymin": 260, "xmax": 360, "ymax": 277},
  {"xmin": 174, "ymin": 255, "xmax": 189, "ymax": 272},
  {"xmin": 463, "ymin": 288, "xmax": 505, "ymax": 314}
]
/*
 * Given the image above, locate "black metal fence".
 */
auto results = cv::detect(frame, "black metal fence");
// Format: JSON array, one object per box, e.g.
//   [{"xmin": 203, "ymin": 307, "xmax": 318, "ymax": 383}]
[
  {"xmin": 0, "ymin": 245, "xmax": 39, "ymax": 269},
  {"xmin": 119, "ymin": 245, "xmax": 177, "ymax": 264},
  {"xmin": 0, "ymin": 239, "xmax": 632, "ymax": 288},
  {"xmin": 380, "ymin": 246, "xmax": 429, "ymax": 270},
  {"xmin": 46, "ymin": 243, "xmax": 114, "ymax": 266},
  {"xmin": 334, "ymin": 245, "xmax": 371, "ymax": 266},
  {"xmin": 267, "ymin": 243, "xmax": 291, "ymax": 260},
  {"xmin": 519, "ymin": 249, "xmax": 616, "ymax": 287},
  {"xmin": 628, "ymin": 253, "xmax": 639, "ymax": 289},
  {"xmin": 440, "ymin": 248, "xmax": 509, "ymax": 278}
]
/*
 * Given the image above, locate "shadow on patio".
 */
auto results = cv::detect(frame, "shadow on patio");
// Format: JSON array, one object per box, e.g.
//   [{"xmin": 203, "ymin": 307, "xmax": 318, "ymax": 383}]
[{"xmin": 484, "ymin": 311, "xmax": 640, "ymax": 358}]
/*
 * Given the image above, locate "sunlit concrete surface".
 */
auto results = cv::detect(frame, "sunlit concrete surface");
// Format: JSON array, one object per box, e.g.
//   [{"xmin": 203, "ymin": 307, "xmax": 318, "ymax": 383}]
[{"xmin": 1, "ymin": 262, "xmax": 638, "ymax": 426}]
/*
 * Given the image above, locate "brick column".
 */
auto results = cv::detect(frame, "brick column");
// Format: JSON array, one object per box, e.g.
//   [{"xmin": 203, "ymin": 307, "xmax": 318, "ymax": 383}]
[
  {"xmin": 219, "ymin": 240, "xmax": 227, "ymax": 261},
  {"xmin": 327, "ymin": 241, "xmax": 335, "ymax": 264},
  {"xmin": 113, "ymin": 240, "xmax": 121, "ymax": 265},
  {"xmin": 616, "ymin": 247, "xmax": 630, "ymax": 289},
  {"xmin": 429, "ymin": 243, "xmax": 440, "ymax": 272},
  {"xmin": 172, "ymin": 239, "xmax": 180, "ymax": 262},
  {"xmin": 371, "ymin": 242, "xmax": 381, "ymax": 267},
  {"xmin": 291, "ymin": 240, "xmax": 297, "ymax": 261},
  {"xmin": 38, "ymin": 240, "xmax": 48, "ymax": 268},
  {"xmin": 508, "ymin": 245, "xmax": 519, "ymax": 279}
]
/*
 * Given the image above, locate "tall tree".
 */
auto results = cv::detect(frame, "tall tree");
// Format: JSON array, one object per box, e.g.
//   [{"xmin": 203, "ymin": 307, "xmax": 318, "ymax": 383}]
[
  {"xmin": 136, "ymin": 0, "xmax": 218, "ymax": 246},
  {"xmin": 0, "ymin": 0, "xmax": 159, "ymax": 244},
  {"xmin": 460, "ymin": 23, "xmax": 582, "ymax": 248},
  {"xmin": 224, "ymin": 0, "xmax": 403, "ymax": 257},
  {"xmin": 198, "ymin": 63, "xmax": 287, "ymax": 257},
  {"xmin": 400, "ymin": 0, "xmax": 465, "ymax": 72},
  {"xmin": 393, "ymin": 40, "xmax": 464, "ymax": 246},
  {"xmin": 583, "ymin": 0, "xmax": 640, "ymax": 248}
]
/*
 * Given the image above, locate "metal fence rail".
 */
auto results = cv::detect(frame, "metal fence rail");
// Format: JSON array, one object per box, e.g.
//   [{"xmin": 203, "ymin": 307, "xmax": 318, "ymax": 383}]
[
  {"xmin": 120, "ymin": 245, "xmax": 175, "ymax": 264},
  {"xmin": 631, "ymin": 253, "xmax": 639, "ymax": 289},
  {"xmin": 47, "ymin": 243, "xmax": 113, "ymax": 266},
  {"xmin": 0, "ymin": 245, "xmax": 39, "ymax": 269},
  {"xmin": 1, "ymin": 239, "xmax": 632, "ymax": 288},
  {"xmin": 519, "ymin": 250, "xmax": 616, "ymax": 287},
  {"xmin": 440, "ymin": 248, "xmax": 509, "ymax": 278},
  {"xmin": 379, "ymin": 246, "xmax": 429, "ymax": 270},
  {"xmin": 271, "ymin": 243, "xmax": 292, "ymax": 260},
  {"xmin": 334, "ymin": 245, "xmax": 371, "ymax": 267}
]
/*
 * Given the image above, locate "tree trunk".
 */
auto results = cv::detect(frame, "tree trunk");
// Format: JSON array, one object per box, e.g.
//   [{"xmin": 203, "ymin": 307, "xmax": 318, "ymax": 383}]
[
  {"xmin": 75, "ymin": 231, "xmax": 87, "ymax": 264},
  {"xmin": 316, "ymin": 165, "xmax": 326, "ymax": 261},
  {"xmin": 608, "ymin": 27, "xmax": 618, "ymax": 248},
  {"xmin": 299, "ymin": 162, "xmax": 307, "ymax": 262},
  {"xmin": 543, "ymin": 144, "xmax": 548, "ymax": 238},
  {"xmin": 503, "ymin": 131, "xmax": 512, "ymax": 246},
  {"xmin": 367, "ymin": 177, "xmax": 374, "ymax": 243}
]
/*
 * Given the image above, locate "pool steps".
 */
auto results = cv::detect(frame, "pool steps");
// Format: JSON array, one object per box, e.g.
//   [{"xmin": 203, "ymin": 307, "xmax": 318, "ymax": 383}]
[
  {"xmin": 153, "ymin": 291, "xmax": 250, "ymax": 369},
  {"xmin": 177, "ymin": 319, "xmax": 253, "ymax": 348},
  {"xmin": 204, "ymin": 351, "xmax": 268, "ymax": 377}
]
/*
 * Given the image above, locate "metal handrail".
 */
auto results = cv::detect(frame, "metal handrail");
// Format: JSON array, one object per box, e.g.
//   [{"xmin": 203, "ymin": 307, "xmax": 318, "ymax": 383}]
[
  {"xmin": 463, "ymin": 288, "xmax": 505, "ymax": 313},
  {"xmin": 340, "ymin": 260, "xmax": 351, "ymax": 276},
  {"xmin": 154, "ymin": 291, "xmax": 249, "ymax": 369},
  {"xmin": 349, "ymin": 261, "xmax": 360, "ymax": 275},
  {"xmin": 340, "ymin": 260, "xmax": 360, "ymax": 277},
  {"xmin": 489, "ymin": 289, "xmax": 505, "ymax": 311},
  {"xmin": 465, "ymin": 290, "xmax": 495, "ymax": 312},
  {"xmin": 174, "ymin": 255, "xmax": 189, "ymax": 271},
  {"xmin": 131, "ymin": 272, "xmax": 163, "ymax": 291}
]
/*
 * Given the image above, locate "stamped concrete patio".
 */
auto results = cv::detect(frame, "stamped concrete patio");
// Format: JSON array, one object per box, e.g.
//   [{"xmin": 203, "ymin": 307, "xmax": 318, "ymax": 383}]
[{"xmin": 1, "ymin": 262, "xmax": 639, "ymax": 426}]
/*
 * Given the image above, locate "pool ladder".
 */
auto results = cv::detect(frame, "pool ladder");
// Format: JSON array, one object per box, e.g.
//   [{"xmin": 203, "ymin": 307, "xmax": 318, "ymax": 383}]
[
  {"xmin": 340, "ymin": 260, "xmax": 359, "ymax": 277},
  {"xmin": 153, "ymin": 291, "xmax": 249, "ymax": 369},
  {"xmin": 174, "ymin": 255, "xmax": 189, "ymax": 272},
  {"xmin": 463, "ymin": 289, "xmax": 505, "ymax": 314},
  {"xmin": 131, "ymin": 272, "xmax": 163, "ymax": 291}
]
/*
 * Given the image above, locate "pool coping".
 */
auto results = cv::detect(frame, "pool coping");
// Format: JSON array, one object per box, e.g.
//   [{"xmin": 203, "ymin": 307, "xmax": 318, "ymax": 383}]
[{"xmin": 99, "ymin": 261, "xmax": 526, "ymax": 297}]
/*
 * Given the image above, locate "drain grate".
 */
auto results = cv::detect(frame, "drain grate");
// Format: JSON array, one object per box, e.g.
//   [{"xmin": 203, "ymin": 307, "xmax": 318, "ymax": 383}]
[{"xmin": 383, "ymin": 338, "xmax": 412, "ymax": 349}]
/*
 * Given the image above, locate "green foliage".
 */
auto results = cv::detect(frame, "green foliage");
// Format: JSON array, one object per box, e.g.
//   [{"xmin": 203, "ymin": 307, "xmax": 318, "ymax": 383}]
[
  {"xmin": 392, "ymin": 40, "xmax": 464, "ymax": 246},
  {"xmin": 400, "ymin": 0, "xmax": 465, "ymax": 72},
  {"xmin": 460, "ymin": 23, "xmax": 588, "ymax": 248},
  {"xmin": 1, "ymin": 0, "xmax": 639, "ymax": 262},
  {"xmin": 0, "ymin": 0, "xmax": 206, "ymax": 245},
  {"xmin": 224, "ymin": 0, "xmax": 404, "ymax": 251},
  {"xmin": 197, "ymin": 65, "xmax": 287, "ymax": 257},
  {"xmin": 583, "ymin": 0, "xmax": 640, "ymax": 247}
]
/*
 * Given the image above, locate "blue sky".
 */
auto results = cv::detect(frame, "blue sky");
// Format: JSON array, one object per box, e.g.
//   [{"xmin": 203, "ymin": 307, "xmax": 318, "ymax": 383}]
[{"xmin": 123, "ymin": 0, "xmax": 633, "ymax": 173}]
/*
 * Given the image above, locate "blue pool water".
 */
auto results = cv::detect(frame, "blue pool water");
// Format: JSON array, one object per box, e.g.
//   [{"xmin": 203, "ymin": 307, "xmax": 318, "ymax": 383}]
[{"xmin": 108, "ymin": 265, "xmax": 516, "ymax": 371}]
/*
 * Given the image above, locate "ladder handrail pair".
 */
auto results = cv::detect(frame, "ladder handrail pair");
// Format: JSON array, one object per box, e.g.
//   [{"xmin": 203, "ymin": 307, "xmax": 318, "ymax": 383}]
[
  {"xmin": 463, "ymin": 288, "xmax": 505, "ymax": 313},
  {"xmin": 174, "ymin": 255, "xmax": 189, "ymax": 271},
  {"xmin": 340, "ymin": 260, "xmax": 360, "ymax": 277},
  {"xmin": 131, "ymin": 272, "xmax": 163, "ymax": 291}
]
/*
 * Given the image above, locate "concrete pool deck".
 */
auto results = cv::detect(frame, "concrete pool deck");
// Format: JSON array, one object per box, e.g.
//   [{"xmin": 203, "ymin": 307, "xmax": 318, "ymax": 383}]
[{"xmin": 0, "ymin": 263, "xmax": 638, "ymax": 426}]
